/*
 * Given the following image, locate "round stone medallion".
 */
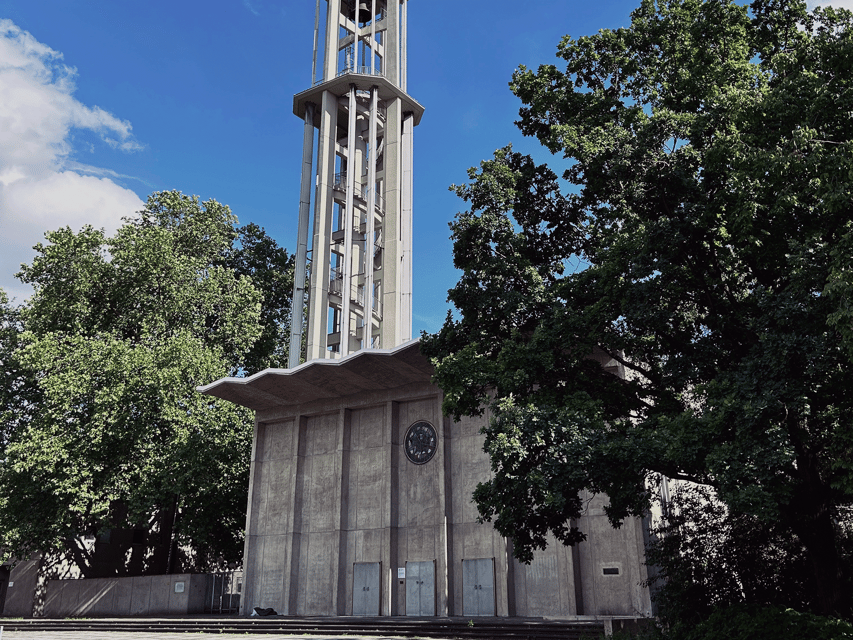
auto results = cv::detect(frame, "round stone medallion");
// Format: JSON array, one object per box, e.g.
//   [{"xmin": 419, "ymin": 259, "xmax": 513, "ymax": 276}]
[{"xmin": 404, "ymin": 421, "xmax": 438, "ymax": 464}]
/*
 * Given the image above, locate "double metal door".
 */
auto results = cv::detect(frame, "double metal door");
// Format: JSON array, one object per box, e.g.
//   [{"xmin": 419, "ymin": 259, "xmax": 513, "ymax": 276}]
[
  {"xmin": 405, "ymin": 560, "xmax": 435, "ymax": 616},
  {"xmin": 352, "ymin": 562, "xmax": 381, "ymax": 616},
  {"xmin": 462, "ymin": 558, "xmax": 495, "ymax": 616}
]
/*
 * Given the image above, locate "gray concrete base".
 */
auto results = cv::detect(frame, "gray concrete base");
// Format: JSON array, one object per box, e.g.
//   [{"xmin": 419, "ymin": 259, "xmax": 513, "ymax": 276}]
[{"xmin": 203, "ymin": 342, "xmax": 654, "ymax": 620}]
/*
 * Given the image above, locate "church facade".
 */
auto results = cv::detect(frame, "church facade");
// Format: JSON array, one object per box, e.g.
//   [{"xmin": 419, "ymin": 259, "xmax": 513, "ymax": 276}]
[
  {"xmin": 200, "ymin": 342, "xmax": 653, "ymax": 617},
  {"xmin": 200, "ymin": 0, "xmax": 653, "ymax": 619}
]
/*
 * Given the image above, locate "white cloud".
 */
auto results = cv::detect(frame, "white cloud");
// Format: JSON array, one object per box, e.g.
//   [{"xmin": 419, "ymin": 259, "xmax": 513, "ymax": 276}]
[{"xmin": 0, "ymin": 19, "xmax": 145, "ymax": 301}]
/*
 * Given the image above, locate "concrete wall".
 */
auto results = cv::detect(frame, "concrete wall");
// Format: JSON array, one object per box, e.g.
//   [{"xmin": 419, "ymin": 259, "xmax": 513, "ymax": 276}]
[
  {"xmin": 42, "ymin": 574, "xmax": 208, "ymax": 618},
  {"xmin": 574, "ymin": 491, "xmax": 651, "ymax": 617},
  {"xmin": 2, "ymin": 557, "xmax": 41, "ymax": 617},
  {"xmin": 243, "ymin": 381, "xmax": 652, "ymax": 618}
]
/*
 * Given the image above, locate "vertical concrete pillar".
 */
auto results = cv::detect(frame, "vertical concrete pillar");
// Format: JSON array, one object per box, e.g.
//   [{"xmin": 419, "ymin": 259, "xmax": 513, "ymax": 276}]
[
  {"xmin": 398, "ymin": 111, "xmax": 414, "ymax": 344},
  {"xmin": 386, "ymin": 0, "xmax": 399, "ymax": 85},
  {"xmin": 306, "ymin": 90, "xmax": 338, "ymax": 361},
  {"xmin": 440, "ymin": 411, "xmax": 456, "ymax": 616},
  {"xmin": 289, "ymin": 102, "xmax": 316, "ymax": 368},
  {"xmin": 401, "ymin": 0, "xmax": 408, "ymax": 91},
  {"xmin": 381, "ymin": 98, "xmax": 401, "ymax": 350},
  {"xmin": 286, "ymin": 416, "xmax": 309, "ymax": 614},
  {"xmin": 341, "ymin": 85, "xmax": 358, "ymax": 357},
  {"xmin": 323, "ymin": 0, "xmax": 342, "ymax": 81},
  {"xmin": 434, "ymin": 396, "xmax": 449, "ymax": 616},
  {"xmin": 369, "ymin": 0, "xmax": 377, "ymax": 74},
  {"xmin": 333, "ymin": 408, "xmax": 352, "ymax": 614},
  {"xmin": 311, "ymin": 0, "xmax": 321, "ymax": 84},
  {"xmin": 381, "ymin": 400, "xmax": 400, "ymax": 616},
  {"xmin": 239, "ymin": 417, "xmax": 264, "ymax": 615},
  {"xmin": 365, "ymin": 87, "xmax": 379, "ymax": 347}
]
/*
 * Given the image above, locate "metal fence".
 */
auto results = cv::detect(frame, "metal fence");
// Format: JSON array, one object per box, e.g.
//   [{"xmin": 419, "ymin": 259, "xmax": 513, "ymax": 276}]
[{"xmin": 205, "ymin": 571, "xmax": 242, "ymax": 615}]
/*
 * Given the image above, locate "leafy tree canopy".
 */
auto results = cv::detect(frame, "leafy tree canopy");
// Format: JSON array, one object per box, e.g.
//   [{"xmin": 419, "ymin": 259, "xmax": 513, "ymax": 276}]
[
  {"xmin": 421, "ymin": 0, "xmax": 853, "ymax": 618},
  {"xmin": 0, "ymin": 191, "xmax": 292, "ymax": 575}
]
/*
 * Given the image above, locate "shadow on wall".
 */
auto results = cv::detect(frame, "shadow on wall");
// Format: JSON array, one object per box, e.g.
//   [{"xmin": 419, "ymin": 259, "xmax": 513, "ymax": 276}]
[{"xmin": 42, "ymin": 574, "xmax": 210, "ymax": 617}]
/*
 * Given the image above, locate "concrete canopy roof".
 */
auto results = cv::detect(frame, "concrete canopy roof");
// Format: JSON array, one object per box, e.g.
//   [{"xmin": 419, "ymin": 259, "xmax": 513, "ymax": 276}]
[
  {"xmin": 293, "ymin": 73, "xmax": 425, "ymax": 126},
  {"xmin": 197, "ymin": 340, "xmax": 434, "ymax": 412}
]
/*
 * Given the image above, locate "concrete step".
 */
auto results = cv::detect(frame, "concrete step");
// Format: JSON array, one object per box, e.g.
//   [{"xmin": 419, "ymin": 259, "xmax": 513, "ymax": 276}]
[{"xmin": 0, "ymin": 616, "xmax": 606, "ymax": 639}]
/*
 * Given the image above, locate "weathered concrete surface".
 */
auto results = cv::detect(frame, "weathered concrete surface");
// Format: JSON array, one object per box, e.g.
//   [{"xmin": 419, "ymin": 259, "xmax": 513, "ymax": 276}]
[
  {"xmin": 42, "ymin": 574, "xmax": 209, "ymax": 617},
  {"xmin": 204, "ymin": 342, "xmax": 653, "ymax": 619},
  {"xmin": 3, "ymin": 557, "xmax": 41, "ymax": 616}
]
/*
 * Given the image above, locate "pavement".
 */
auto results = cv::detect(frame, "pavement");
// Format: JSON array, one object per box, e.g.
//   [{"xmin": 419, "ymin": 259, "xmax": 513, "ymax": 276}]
[{"xmin": 0, "ymin": 632, "xmax": 416, "ymax": 640}]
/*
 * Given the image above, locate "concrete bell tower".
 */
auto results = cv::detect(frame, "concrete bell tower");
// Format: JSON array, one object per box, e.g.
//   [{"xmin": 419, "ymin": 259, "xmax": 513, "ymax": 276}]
[{"xmin": 288, "ymin": 0, "xmax": 424, "ymax": 366}]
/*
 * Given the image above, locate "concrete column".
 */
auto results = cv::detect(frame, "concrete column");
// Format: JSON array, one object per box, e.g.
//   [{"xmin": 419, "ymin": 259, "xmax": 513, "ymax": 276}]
[
  {"xmin": 312, "ymin": 0, "xmax": 321, "ymax": 84},
  {"xmin": 365, "ymin": 87, "xmax": 378, "ymax": 347},
  {"xmin": 289, "ymin": 102, "xmax": 316, "ymax": 368},
  {"xmin": 324, "ymin": 0, "xmax": 342, "ymax": 81},
  {"xmin": 286, "ymin": 416, "xmax": 309, "ymax": 614},
  {"xmin": 341, "ymin": 85, "xmax": 358, "ymax": 357},
  {"xmin": 306, "ymin": 90, "xmax": 339, "ymax": 361},
  {"xmin": 440, "ymin": 411, "xmax": 455, "ymax": 616},
  {"xmin": 398, "ymin": 111, "xmax": 414, "ymax": 344},
  {"xmin": 333, "ymin": 408, "xmax": 352, "ymax": 615},
  {"xmin": 386, "ymin": 0, "xmax": 399, "ymax": 86},
  {"xmin": 434, "ymin": 397, "xmax": 449, "ymax": 616},
  {"xmin": 401, "ymin": 0, "xmax": 407, "ymax": 91},
  {"xmin": 239, "ymin": 417, "xmax": 264, "ymax": 615},
  {"xmin": 352, "ymin": 4, "xmax": 360, "ymax": 73},
  {"xmin": 380, "ymin": 98, "xmax": 401, "ymax": 349},
  {"xmin": 381, "ymin": 401, "xmax": 400, "ymax": 616},
  {"xmin": 370, "ymin": 0, "xmax": 376, "ymax": 75}
]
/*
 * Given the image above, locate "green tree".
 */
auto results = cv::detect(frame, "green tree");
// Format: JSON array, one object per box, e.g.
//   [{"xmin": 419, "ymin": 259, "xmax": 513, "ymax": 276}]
[
  {"xmin": 421, "ymin": 0, "xmax": 853, "ymax": 618},
  {"xmin": 0, "ymin": 289, "xmax": 39, "ymax": 457},
  {"xmin": 0, "ymin": 191, "xmax": 289, "ymax": 575},
  {"xmin": 224, "ymin": 222, "xmax": 295, "ymax": 373}
]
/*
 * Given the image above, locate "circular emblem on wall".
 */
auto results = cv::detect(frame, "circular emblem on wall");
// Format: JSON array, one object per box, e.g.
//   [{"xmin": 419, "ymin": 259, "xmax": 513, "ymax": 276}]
[{"xmin": 404, "ymin": 421, "xmax": 438, "ymax": 464}]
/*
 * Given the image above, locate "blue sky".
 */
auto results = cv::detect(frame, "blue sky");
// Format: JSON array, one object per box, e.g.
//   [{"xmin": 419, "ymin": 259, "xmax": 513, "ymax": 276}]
[{"xmin": 0, "ymin": 0, "xmax": 844, "ymax": 336}]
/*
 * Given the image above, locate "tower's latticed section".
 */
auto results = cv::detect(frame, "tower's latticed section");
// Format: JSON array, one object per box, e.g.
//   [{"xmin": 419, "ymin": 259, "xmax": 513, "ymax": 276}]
[{"xmin": 289, "ymin": 0, "xmax": 423, "ymax": 366}]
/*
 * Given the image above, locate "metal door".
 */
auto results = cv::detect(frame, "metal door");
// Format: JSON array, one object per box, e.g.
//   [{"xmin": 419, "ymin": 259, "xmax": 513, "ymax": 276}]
[
  {"xmin": 352, "ymin": 562, "xmax": 381, "ymax": 616},
  {"xmin": 462, "ymin": 558, "xmax": 495, "ymax": 616},
  {"xmin": 405, "ymin": 560, "xmax": 435, "ymax": 616}
]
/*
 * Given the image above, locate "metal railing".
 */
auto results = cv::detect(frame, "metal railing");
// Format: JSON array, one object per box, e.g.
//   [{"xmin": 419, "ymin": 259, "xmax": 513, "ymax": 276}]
[
  {"xmin": 352, "ymin": 281, "xmax": 365, "ymax": 306},
  {"xmin": 337, "ymin": 65, "xmax": 385, "ymax": 78},
  {"xmin": 333, "ymin": 173, "xmax": 366, "ymax": 201},
  {"xmin": 205, "ymin": 571, "xmax": 242, "ymax": 614},
  {"xmin": 329, "ymin": 268, "xmax": 343, "ymax": 296}
]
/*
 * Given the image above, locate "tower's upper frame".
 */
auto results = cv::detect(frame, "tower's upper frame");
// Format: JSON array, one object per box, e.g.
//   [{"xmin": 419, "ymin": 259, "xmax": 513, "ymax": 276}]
[
  {"xmin": 310, "ymin": 0, "xmax": 411, "ymax": 91},
  {"xmin": 288, "ymin": 0, "xmax": 423, "ymax": 367}
]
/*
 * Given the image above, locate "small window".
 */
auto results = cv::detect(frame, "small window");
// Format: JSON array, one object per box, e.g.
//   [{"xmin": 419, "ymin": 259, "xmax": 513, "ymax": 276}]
[{"xmin": 603, "ymin": 567, "xmax": 620, "ymax": 575}]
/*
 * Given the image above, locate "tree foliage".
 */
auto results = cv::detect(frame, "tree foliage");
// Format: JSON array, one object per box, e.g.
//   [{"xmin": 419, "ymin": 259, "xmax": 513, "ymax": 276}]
[
  {"xmin": 0, "ymin": 191, "xmax": 292, "ymax": 575},
  {"xmin": 224, "ymin": 222, "xmax": 295, "ymax": 373},
  {"xmin": 644, "ymin": 482, "xmax": 841, "ymax": 629},
  {"xmin": 421, "ymin": 0, "xmax": 853, "ymax": 617}
]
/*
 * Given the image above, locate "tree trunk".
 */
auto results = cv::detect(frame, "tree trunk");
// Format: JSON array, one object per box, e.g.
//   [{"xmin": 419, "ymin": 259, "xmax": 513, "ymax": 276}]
[
  {"xmin": 784, "ymin": 440, "xmax": 847, "ymax": 618},
  {"xmin": 788, "ymin": 503, "xmax": 846, "ymax": 618}
]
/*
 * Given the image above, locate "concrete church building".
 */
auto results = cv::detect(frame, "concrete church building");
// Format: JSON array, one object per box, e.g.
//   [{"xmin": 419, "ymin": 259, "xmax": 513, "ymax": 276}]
[{"xmin": 200, "ymin": 0, "xmax": 653, "ymax": 619}]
